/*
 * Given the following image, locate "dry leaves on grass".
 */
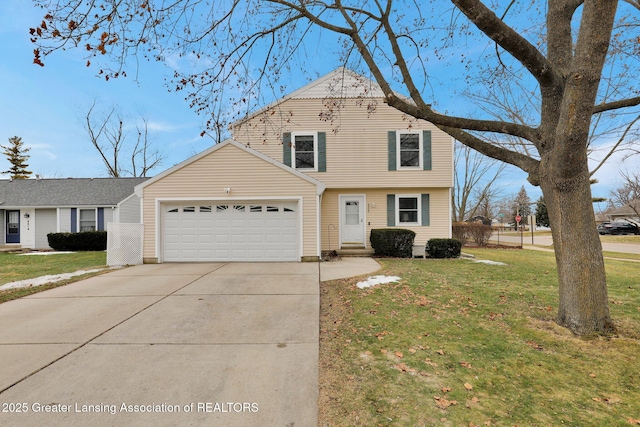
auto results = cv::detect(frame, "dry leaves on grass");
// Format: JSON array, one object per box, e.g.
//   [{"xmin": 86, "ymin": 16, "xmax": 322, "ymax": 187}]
[
  {"xmin": 434, "ymin": 395, "xmax": 458, "ymax": 409},
  {"xmin": 527, "ymin": 341, "xmax": 543, "ymax": 350}
]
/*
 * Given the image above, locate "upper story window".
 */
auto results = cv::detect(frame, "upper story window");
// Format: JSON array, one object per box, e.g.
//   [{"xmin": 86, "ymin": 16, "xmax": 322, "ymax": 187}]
[
  {"xmin": 292, "ymin": 133, "xmax": 317, "ymax": 170},
  {"xmin": 397, "ymin": 131, "xmax": 422, "ymax": 169}
]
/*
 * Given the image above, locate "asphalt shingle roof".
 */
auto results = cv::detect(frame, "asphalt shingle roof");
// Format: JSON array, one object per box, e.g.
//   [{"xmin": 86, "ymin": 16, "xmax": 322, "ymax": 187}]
[{"xmin": 0, "ymin": 177, "xmax": 149, "ymax": 208}]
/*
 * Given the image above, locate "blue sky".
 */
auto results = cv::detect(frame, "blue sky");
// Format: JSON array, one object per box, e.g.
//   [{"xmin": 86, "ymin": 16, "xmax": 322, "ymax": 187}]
[
  {"xmin": 0, "ymin": 0, "xmax": 633, "ymax": 211},
  {"xmin": 0, "ymin": 0, "xmax": 212, "ymax": 179}
]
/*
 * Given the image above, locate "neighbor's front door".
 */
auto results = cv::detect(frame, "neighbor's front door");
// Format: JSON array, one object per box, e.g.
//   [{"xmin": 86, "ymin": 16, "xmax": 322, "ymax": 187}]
[
  {"xmin": 6, "ymin": 210, "xmax": 20, "ymax": 244},
  {"xmin": 340, "ymin": 195, "xmax": 365, "ymax": 247}
]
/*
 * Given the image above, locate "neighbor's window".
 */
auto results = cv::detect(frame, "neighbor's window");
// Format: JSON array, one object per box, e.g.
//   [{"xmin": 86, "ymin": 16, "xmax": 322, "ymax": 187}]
[
  {"xmin": 79, "ymin": 209, "xmax": 96, "ymax": 232},
  {"xmin": 397, "ymin": 195, "xmax": 420, "ymax": 225},
  {"xmin": 293, "ymin": 133, "xmax": 316, "ymax": 170},
  {"xmin": 397, "ymin": 131, "xmax": 422, "ymax": 169}
]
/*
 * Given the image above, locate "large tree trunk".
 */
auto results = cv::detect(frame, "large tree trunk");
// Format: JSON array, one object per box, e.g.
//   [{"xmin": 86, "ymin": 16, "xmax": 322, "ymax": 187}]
[{"xmin": 539, "ymin": 159, "xmax": 614, "ymax": 335}]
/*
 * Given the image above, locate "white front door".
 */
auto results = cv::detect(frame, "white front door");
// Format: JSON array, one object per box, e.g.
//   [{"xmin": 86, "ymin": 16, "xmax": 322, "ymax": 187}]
[{"xmin": 340, "ymin": 195, "xmax": 366, "ymax": 247}]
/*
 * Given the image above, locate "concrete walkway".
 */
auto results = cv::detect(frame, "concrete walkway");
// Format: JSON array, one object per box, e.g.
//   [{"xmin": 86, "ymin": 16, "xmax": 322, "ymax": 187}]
[{"xmin": 0, "ymin": 263, "xmax": 320, "ymax": 427}]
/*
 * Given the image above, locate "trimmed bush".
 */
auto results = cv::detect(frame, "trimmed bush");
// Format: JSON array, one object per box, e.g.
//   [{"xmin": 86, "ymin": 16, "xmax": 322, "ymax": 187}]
[
  {"xmin": 47, "ymin": 231, "xmax": 108, "ymax": 251},
  {"xmin": 427, "ymin": 238, "xmax": 462, "ymax": 259},
  {"xmin": 370, "ymin": 228, "xmax": 416, "ymax": 258}
]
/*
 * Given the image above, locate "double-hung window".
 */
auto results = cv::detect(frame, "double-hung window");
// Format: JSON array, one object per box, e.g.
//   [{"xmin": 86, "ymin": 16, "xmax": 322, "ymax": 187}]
[
  {"xmin": 396, "ymin": 194, "xmax": 421, "ymax": 225},
  {"xmin": 292, "ymin": 133, "xmax": 317, "ymax": 170},
  {"xmin": 79, "ymin": 209, "xmax": 96, "ymax": 232},
  {"xmin": 397, "ymin": 131, "xmax": 422, "ymax": 169}
]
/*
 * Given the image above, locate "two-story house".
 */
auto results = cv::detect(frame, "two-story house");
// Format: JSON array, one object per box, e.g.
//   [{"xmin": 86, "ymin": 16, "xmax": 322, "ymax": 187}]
[{"xmin": 135, "ymin": 68, "xmax": 453, "ymax": 263}]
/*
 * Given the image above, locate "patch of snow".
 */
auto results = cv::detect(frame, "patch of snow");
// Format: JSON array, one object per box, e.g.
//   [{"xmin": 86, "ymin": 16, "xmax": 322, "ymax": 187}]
[
  {"xmin": 474, "ymin": 260, "xmax": 507, "ymax": 266},
  {"xmin": 0, "ymin": 268, "xmax": 109, "ymax": 291},
  {"xmin": 17, "ymin": 251, "xmax": 76, "ymax": 256},
  {"xmin": 356, "ymin": 275, "xmax": 401, "ymax": 289}
]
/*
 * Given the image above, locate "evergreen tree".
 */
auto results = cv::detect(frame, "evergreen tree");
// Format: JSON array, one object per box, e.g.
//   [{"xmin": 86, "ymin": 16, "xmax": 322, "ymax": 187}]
[
  {"xmin": 1, "ymin": 136, "xmax": 32, "ymax": 179},
  {"xmin": 535, "ymin": 197, "xmax": 550, "ymax": 228},
  {"xmin": 512, "ymin": 186, "xmax": 532, "ymax": 226}
]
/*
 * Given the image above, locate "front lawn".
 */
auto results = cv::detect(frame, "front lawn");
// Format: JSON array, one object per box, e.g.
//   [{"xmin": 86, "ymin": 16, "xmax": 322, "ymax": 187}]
[
  {"xmin": 0, "ymin": 252, "xmax": 107, "ymax": 302},
  {"xmin": 319, "ymin": 249, "xmax": 640, "ymax": 426}
]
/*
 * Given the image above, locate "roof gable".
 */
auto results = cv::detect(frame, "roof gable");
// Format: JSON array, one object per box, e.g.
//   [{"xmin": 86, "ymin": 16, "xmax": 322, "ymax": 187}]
[
  {"xmin": 230, "ymin": 68, "xmax": 386, "ymax": 128},
  {"xmin": 135, "ymin": 139, "xmax": 325, "ymax": 196},
  {"xmin": 0, "ymin": 177, "xmax": 148, "ymax": 208}
]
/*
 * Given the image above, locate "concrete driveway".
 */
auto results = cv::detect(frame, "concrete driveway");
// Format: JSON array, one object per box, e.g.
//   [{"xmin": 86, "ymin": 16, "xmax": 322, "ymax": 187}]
[{"xmin": 0, "ymin": 262, "xmax": 320, "ymax": 427}]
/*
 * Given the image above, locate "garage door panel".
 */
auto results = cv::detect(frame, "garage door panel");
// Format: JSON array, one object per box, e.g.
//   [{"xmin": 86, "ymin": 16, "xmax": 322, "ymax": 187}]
[{"xmin": 163, "ymin": 202, "xmax": 299, "ymax": 262}]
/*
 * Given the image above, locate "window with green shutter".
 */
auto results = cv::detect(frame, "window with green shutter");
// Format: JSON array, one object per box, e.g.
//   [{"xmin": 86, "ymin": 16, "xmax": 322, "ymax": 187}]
[
  {"xmin": 389, "ymin": 130, "xmax": 432, "ymax": 171},
  {"xmin": 285, "ymin": 132, "xmax": 326, "ymax": 171},
  {"xmin": 387, "ymin": 193, "xmax": 431, "ymax": 226}
]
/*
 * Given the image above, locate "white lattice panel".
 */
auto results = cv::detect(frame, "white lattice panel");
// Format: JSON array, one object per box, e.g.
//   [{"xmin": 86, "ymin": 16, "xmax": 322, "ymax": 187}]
[{"xmin": 107, "ymin": 222, "xmax": 144, "ymax": 266}]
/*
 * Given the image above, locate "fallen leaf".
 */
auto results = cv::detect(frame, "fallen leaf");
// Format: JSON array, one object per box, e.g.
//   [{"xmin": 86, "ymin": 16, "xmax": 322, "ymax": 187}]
[
  {"xmin": 460, "ymin": 361, "xmax": 472, "ymax": 368},
  {"xmin": 395, "ymin": 351, "xmax": 404, "ymax": 358},
  {"xmin": 437, "ymin": 349, "xmax": 445, "ymax": 355},
  {"xmin": 527, "ymin": 341, "xmax": 543, "ymax": 350},
  {"xmin": 434, "ymin": 396, "xmax": 458, "ymax": 409},
  {"xmin": 627, "ymin": 418, "xmax": 640, "ymax": 425},
  {"xmin": 442, "ymin": 386, "xmax": 452, "ymax": 393},
  {"xmin": 593, "ymin": 397, "xmax": 602, "ymax": 402},
  {"xmin": 380, "ymin": 349, "xmax": 387, "ymax": 354},
  {"xmin": 589, "ymin": 373, "xmax": 596, "ymax": 378},
  {"xmin": 464, "ymin": 382, "xmax": 474, "ymax": 390},
  {"xmin": 409, "ymin": 348, "xmax": 417, "ymax": 354}
]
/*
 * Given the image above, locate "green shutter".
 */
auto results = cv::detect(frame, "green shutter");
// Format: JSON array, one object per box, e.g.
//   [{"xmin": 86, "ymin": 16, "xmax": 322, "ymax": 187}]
[
  {"xmin": 388, "ymin": 131, "xmax": 396, "ymax": 171},
  {"xmin": 421, "ymin": 194, "xmax": 430, "ymax": 226},
  {"xmin": 283, "ymin": 133, "xmax": 292, "ymax": 167},
  {"xmin": 317, "ymin": 132, "xmax": 326, "ymax": 172},
  {"xmin": 423, "ymin": 130, "xmax": 432, "ymax": 171},
  {"xmin": 387, "ymin": 194, "xmax": 396, "ymax": 226}
]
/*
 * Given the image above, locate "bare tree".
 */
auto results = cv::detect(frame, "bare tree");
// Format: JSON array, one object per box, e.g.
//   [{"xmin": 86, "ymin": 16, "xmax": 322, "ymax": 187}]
[
  {"xmin": 610, "ymin": 170, "xmax": 640, "ymax": 217},
  {"xmin": 83, "ymin": 101, "xmax": 162, "ymax": 177},
  {"xmin": 452, "ymin": 141, "xmax": 505, "ymax": 222},
  {"xmin": 30, "ymin": 1, "xmax": 640, "ymax": 335}
]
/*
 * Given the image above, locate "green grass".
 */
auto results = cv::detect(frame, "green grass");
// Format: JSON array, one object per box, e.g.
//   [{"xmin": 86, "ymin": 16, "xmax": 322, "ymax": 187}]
[
  {"xmin": 600, "ymin": 234, "xmax": 640, "ymax": 244},
  {"xmin": 0, "ymin": 252, "xmax": 107, "ymax": 302},
  {"xmin": 319, "ymin": 249, "xmax": 640, "ymax": 426}
]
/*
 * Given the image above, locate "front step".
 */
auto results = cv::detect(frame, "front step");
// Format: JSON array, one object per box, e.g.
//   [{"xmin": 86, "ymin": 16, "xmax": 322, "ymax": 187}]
[{"xmin": 336, "ymin": 248, "xmax": 375, "ymax": 257}]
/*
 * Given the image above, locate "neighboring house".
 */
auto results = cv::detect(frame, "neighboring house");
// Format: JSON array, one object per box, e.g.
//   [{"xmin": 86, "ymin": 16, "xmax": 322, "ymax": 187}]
[
  {"xmin": 606, "ymin": 205, "xmax": 640, "ymax": 222},
  {"xmin": 135, "ymin": 68, "xmax": 453, "ymax": 263},
  {"xmin": 0, "ymin": 177, "xmax": 148, "ymax": 249}
]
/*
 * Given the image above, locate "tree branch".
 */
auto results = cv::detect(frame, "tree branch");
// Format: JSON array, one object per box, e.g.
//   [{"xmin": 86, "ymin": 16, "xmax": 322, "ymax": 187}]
[{"xmin": 451, "ymin": 0, "xmax": 561, "ymax": 88}]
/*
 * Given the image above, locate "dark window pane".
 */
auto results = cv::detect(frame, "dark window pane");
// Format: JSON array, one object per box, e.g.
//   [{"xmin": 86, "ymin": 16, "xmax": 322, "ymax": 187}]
[
  {"xmin": 400, "ymin": 133, "xmax": 419, "ymax": 149},
  {"xmin": 399, "ymin": 211, "xmax": 418, "ymax": 223},
  {"xmin": 400, "ymin": 151, "xmax": 419, "ymax": 167},
  {"xmin": 399, "ymin": 198, "xmax": 418, "ymax": 209},
  {"xmin": 296, "ymin": 152, "xmax": 315, "ymax": 168},
  {"xmin": 295, "ymin": 135, "xmax": 314, "ymax": 150}
]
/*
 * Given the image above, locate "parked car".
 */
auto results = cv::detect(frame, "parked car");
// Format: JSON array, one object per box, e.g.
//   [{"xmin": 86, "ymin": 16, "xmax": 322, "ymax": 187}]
[{"xmin": 597, "ymin": 221, "xmax": 640, "ymax": 235}]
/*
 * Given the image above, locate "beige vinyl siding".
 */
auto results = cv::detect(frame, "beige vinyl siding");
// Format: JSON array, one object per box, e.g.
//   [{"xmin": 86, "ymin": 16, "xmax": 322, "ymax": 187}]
[
  {"xmin": 141, "ymin": 144, "xmax": 319, "ymax": 261},
  {"xmin": 320, "ymin": 188, "xmax": 450, "ymax": 252},
  {"xmin": 232, "ymin": 98, "xmax": 453, "ymax": 189}
]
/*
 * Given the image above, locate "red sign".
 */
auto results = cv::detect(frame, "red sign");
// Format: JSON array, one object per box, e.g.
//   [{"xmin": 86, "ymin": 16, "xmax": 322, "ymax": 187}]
[{"xmin": 516, "ymin": 215, "xmax": 522, "ymax": 223}]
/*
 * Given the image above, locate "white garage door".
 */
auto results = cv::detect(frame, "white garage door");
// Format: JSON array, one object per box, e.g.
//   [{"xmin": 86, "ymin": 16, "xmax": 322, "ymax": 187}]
[{"xmin": 163, "ymin": 202, "xmax": 299, "ymax": 262}]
